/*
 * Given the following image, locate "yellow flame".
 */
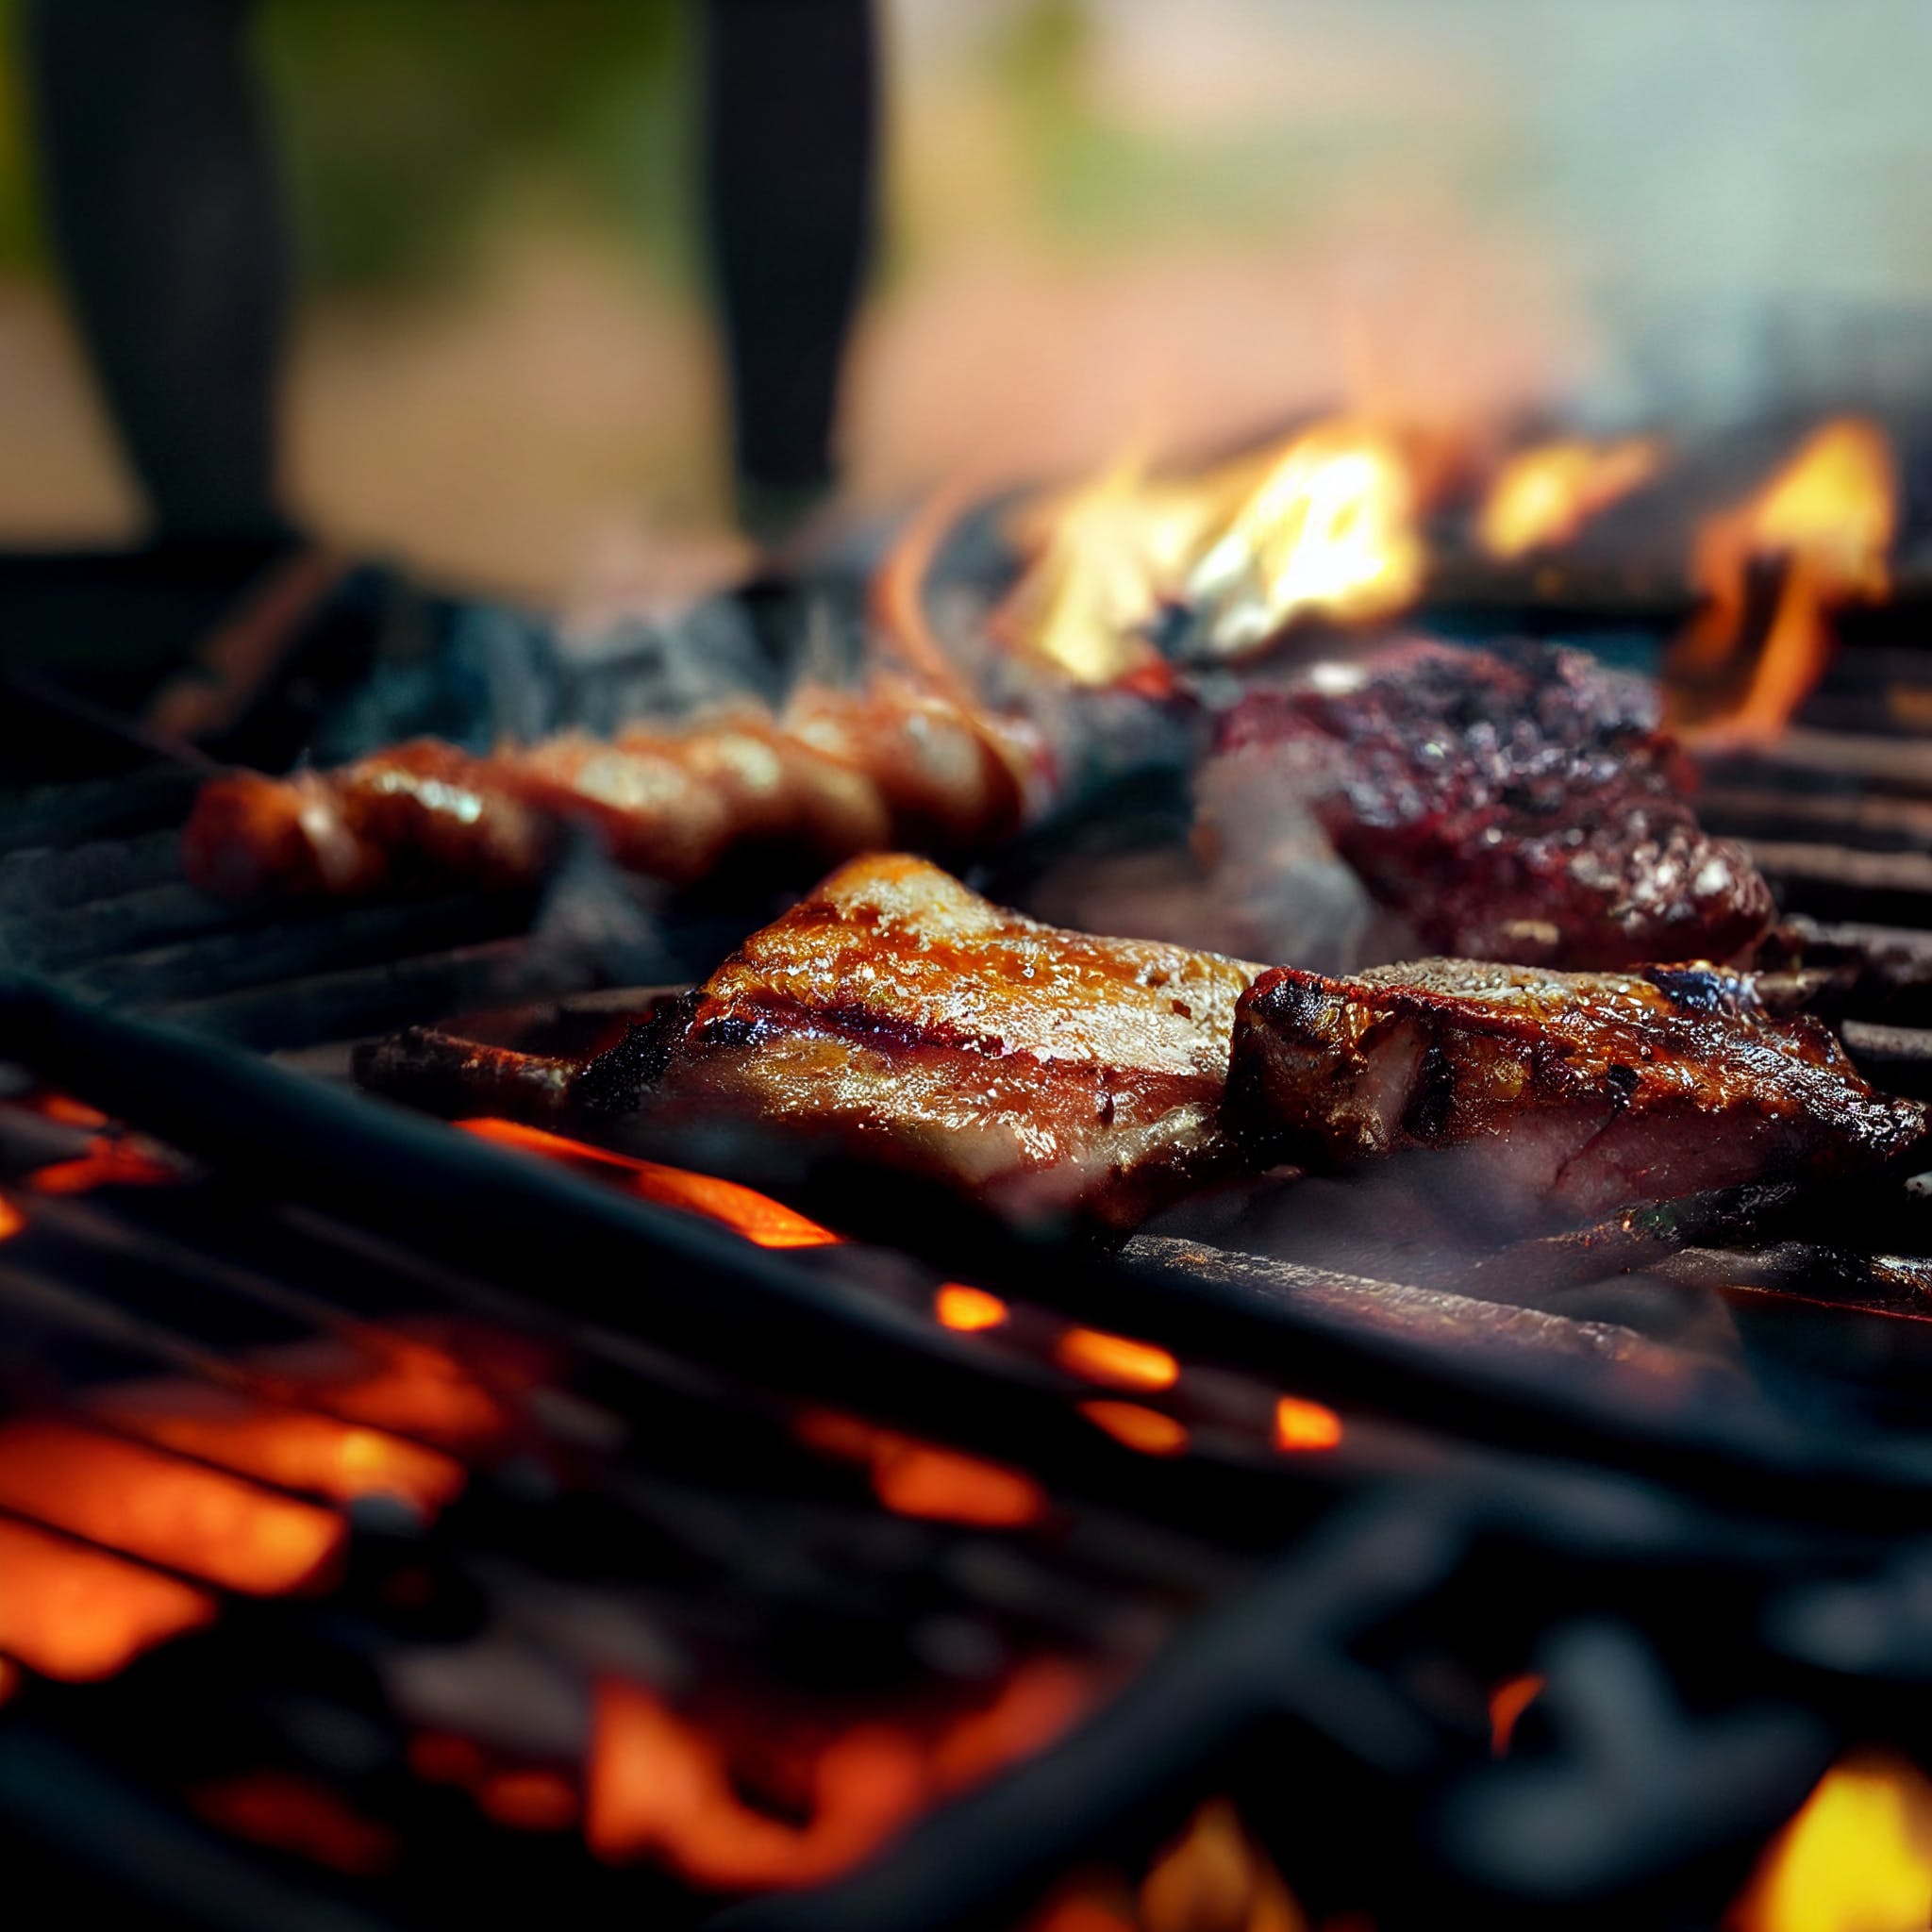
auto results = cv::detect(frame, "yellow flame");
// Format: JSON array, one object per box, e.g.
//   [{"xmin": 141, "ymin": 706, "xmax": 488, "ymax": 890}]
[
  {"xmin": 1002, "ymin": 419, "xmax": 1424, "ymax": 684},
  {"xmin": 1670, "ymin": 418, "xmax": 1895, "ymax": 741},
  {"xmin": 1185, "ymin": 421, "xmax": 1424, "ymax": 657},
  {"xmin": 1477, "ymin": 437, "xmax": 1662, "ymax": 558},
  {"xmin": 1730, "ymin": 1753, "xmax": 1932, "ymax": 1932}
]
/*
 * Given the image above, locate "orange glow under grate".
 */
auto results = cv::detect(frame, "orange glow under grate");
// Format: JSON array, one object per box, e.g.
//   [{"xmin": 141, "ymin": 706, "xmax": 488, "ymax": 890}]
[
  {"xmin": 935, "ymin": 1284, "xmax": 1009, "ymax": 1332},
  {"xmin": 1274, "ymin": 1396, "xmax": 1343, "ymax": 1454},
  {"xmin": 458, "ymin": 1118, "xmax": 842, "ymax": 1248},
  {"xmin": 0, "ymin": 1515, "xmax": 216, "ymax": 1680},
  {"xmin": 0, "ymin": 1417, "xmax": 344, "ymax": 1596},
  {"xmin": 99, "ymin": 1393, "xmax": 467, "ymax": 1517},
  {"xmin": 797, "ymin": 1409, "xmax": 1044, "ymax": 1527},
  {"xmin": 1079, "ymin": 1401, "xmax": 1189, "ymax": 1457},
  {"xmin": 191, "ymin": 1774, "xmax": 400, "ymax": 1876},
  {"xmin": 1057, "ymin": 1328, "xmax": 1179, "ymax": 1393}
]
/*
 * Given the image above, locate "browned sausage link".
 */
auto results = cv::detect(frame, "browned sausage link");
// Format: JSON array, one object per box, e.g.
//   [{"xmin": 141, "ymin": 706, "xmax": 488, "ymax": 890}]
[{"xmin": 182, "ymin": 686, "xmax": 1047, "ymax": 899}]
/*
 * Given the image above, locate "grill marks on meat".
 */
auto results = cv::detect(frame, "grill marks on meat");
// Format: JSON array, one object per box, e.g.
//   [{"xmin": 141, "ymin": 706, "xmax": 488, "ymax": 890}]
[
  {"xmin": 567, "ymin": 854, "xmax": 1259, "ymax": 1228},
  {"xmin": 181, "ymin": 680, "xmax": 1042, "ymax": 899},
  {"xmin": 1206, "ymin": 640, "xmax": 1774, "ymax": 970},
  {"xmin": 1226, "ymin": 957, "xmax": 1926, "ymax": 1216}
]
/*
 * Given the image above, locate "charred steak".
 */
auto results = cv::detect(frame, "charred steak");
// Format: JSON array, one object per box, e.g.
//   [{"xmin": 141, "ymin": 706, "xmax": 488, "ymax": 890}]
[
  {"xmin": 1225, "ymin": 957, "xmax": 1925, "ymax": 1216},
  {"xmin": 1201, "ymin": 640, "xmax": 1773, "ymax": 970}
]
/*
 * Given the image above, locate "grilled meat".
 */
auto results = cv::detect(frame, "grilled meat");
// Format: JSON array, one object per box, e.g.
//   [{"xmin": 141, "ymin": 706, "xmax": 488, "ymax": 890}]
[
  {"xmin": 1226, "ymin": 957, "xmax": 1925, "ymax": 1216},
  {"xmin": 182, "ymin": 679, "xmax": 1044, "ymax": 899},
  {"xmin": 1199, "ymin": 640, "xmax": 1774, "ymax": 971},
  {"xmin": 360, "ymin": 855, "xmax": 1260, "ymax": 1229}
]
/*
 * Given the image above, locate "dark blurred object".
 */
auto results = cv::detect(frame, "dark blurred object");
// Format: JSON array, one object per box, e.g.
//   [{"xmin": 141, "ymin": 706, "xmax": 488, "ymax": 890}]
[
  {"xmin": 702, "ymin": 0, "xmax": 877, "ymax": 541},
  {"xmin": 25, "ymin": 0, "xmax": 293, "ymax": 547}
]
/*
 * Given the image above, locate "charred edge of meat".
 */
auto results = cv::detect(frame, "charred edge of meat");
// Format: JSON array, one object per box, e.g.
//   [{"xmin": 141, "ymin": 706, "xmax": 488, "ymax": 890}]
[{"xmin": 353, "ymin": 1027, "xmax": 575, "ymax": 1124}]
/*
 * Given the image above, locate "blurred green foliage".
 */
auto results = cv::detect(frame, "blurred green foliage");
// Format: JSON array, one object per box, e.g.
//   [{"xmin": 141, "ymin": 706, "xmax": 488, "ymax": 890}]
[{"xmin": 0, "ymin": 0, "xmax": 694, "ymax": 291}]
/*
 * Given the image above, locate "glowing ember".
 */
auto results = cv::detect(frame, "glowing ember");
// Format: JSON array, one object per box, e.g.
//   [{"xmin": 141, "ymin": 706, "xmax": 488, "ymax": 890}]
[
  {"xmin": 927, "ymin": 1659, "xmax": 1091, "ymax": 1792},
  {"xmin": 27, "ymin": 1136, "xmax": 178, "ymax": 1194},
  {"xmin": 1477, "ymin": 437, "xmax": 1661, "ymax": 559},
  {"xmin": 1273, "ymin": 1396, "xmax": 1343, "ymax": 1454},
  {"xmin": 1056, "ymin": 1328, "xmax": 1179, "ymax": 1394},
  {"xmin": 588, "ymin": 1682, "xmax": 927, "ymax": 1888},
  {"xmin": 477, "ymin": 1769, "xmax": 582, "ymax": 1832},
  {"xmin": 797, "ymin": 1410, "xmax": 1044, "ymax": 1527},
  {"xmin": 0, "ymin": 1516, "xmax": 216, "ymax": 1680},
  {"xmin": 278, "ymin": 1333, "xmax": 511, "ymax": 1454},
  {"xmin": 98, "ymin": 1389, "xmax": 466, "ymax": 1516},
  {"xmin": 1730, "ymin": 1752, "xmax": 1932, "ymax": 1932},
  {"xmin": 1488, "ymin": 1673, "xmax": 1544, "ymax": 1757},
  {"xmin": 1078, "ymin": 1401, "xmax": 1188, "ymax": 1457},
  {"xmin": 0, "ymin": 1418, "xmax": 344, "ymax": 1595},
  {"xmin": 1004, "ymin": 417, "xmax": 1425, "ymax": 683},
  {"xmin": 0, "ymin": 1194, "xmax": 23, "ymax": 1241},
  {"xmin": 934, "ymin": 1284, "xmax": 1009, "ymax": 1333},
  {"xmin": 458, "ymin": 1118, "xmax": 842, "ymax": 1248},
  {"xmin": 1670, "ymin": 418, "xmax": 1895, "ymax": 741},
  {"xmin": 191, "ymin": 1774, "xmax": 400, "ymax": 1876},
  {"xmin": 24, "ymin": 1093, "xmax": 108, "ymax": 1128}
]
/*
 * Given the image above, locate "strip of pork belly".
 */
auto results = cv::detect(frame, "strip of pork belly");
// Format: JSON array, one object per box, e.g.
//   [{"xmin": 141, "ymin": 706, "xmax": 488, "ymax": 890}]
[
  {"xmin": 1224, "ymin": 958, "xmax": 1926, "ymax": 1218},
  {"xmin": 565, "ymin": 854, "xmax": 1262, "ymax": 1229}
]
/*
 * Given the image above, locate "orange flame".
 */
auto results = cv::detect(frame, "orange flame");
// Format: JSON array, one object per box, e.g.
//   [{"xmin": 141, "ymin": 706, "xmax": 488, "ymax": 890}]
[
  {"xmin": 0, "ymin": 1657, "xmax": 17, "ymax": 1705},
  {"xmin": 1057, "ymin": 1328, "xmax": 1180, "ymax": 1393},
  {"xmin": 587, "ymin": 1682, "xmax": 927, "ymax": 1888},
  {"xmin": 1488, "ymin": 1673, "xmax": 1544, "ymax": 1757},
  {"xmin": 458, "ymin": 1118, "xmax": 842, "ymax": 1249},
  {"xmin": 97, "ymin": 1388, "xmax": 466, "ymax": 1517},
  {"xmin": 0, "ymin": 1193, "xmax": 23, "ymax": 1241},
  {"xmin": 796, "ymin": 1409, "xmax": 1044, "ymax": 1527},
  {"xmin": 1670, "ymin": 418, "xmax": 1895, "ymax": 741},
  {"xmin": 1078, "ymin": 1401, "xmax": 1189, "ymax": 1457},
  {"xmin": 1141, "ymin": 1796, "xmax": 1312, "ymax": 1932},
  {"xmin": 1002, "ymin": 418, "xmax": 1425, "ymax": 685},
  {"xmin": 0, "ymin": 1515, "xmax": 217, "ymax": 1680},
  {"xmin": 191, "ymin": 1774, "xmax": 400, "ymax": 1876},
  {"xmin": 1274, "ymin": 1396, "xmax": 1343, "ymax": 1454},
  {"xmin": 264, "ymin": 1331, "xmax": 514, "ymax": 1455},
  {"xmin": 1477, "ymin": 437, "xmax": 1662, "ymax": 558},
  {"xmin": 1728, "ymin": 1752, "xmax": 1932, "ymax": 1932},
  {"xmin": 935, "ymin": 1284, "xmax": 1009, "ymax": 1333},
  {"xmin": 0, "ymin": 1418, "xmax": 344, "ymax": 1595},
  {"xmin": 589, "ymin": 1659, "xmax": 1089, "ymax": 1890}
]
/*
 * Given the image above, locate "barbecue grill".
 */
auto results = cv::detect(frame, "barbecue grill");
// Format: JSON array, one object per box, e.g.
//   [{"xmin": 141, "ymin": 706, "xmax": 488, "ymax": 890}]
[{"xmin": 6, "ymin": 512, "xmax": 1932, "ymax": 1932}]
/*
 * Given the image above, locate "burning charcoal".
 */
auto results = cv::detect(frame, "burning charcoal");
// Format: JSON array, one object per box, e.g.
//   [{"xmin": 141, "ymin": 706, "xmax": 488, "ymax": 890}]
[
  {"xmin": 1195, "ymin": 639, "xmax": 1774, "ymax": 971},
  {"xmin": 1226, "ymin": 958, "xmax": 1926, "ymax": 1219}
]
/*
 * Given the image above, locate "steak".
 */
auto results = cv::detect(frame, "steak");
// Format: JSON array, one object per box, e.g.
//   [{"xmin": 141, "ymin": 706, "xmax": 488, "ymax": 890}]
[
  {"xmin": 1225, "ymin": 957, "xmax": 1925, "ymax": 1217},
  {"xmin": 1199, "ymin": 640, "xmax": 1774, "ymax": 971}
]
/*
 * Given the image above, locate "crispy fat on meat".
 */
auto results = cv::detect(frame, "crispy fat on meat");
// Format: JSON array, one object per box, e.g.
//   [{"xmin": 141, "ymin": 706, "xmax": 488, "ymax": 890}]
[
  {"xmin": 1225, "ymin": 958, "xmax": 1926, "ymax": 1216},
  {"xmin": 566, "ymin": 854, "xmax": 1260, "ymax": 1228}
]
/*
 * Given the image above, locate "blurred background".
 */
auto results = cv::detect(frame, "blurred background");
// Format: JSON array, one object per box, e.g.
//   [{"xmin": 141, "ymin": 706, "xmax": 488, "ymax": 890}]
[{"xmin": 0, "ymin": 0, "xmax": 1929, "ymax": 603}]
